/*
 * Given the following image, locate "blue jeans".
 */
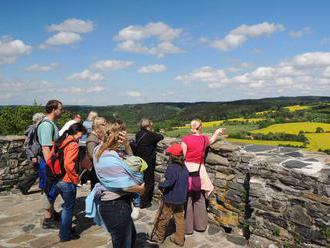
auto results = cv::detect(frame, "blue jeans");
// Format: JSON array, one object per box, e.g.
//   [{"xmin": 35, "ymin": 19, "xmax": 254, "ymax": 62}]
[
  {"xmin": 56, "ymin": 181, "xmax": 77, "ymax": 241},
  {"xmin": 100, "ymin": 195, "xmax": 136, "ymax": 248}
]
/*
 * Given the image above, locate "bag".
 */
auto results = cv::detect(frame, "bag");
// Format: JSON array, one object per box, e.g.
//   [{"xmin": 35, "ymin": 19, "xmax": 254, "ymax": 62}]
[
  {"xmin": 188, "ymin": 136, "xmax": 206, "ymax": 192},
  {"xmin": 188, "ymin": 170, "xmax": 202, "ymax": 191},
  {"xmin": 130, "ymin": 132, "xmax": 147, "ymax": 156},
  {"xmin": 25, "ymin": 119, "xmax": 55, "ymax": 159},
  {"xmin": 46, "ymin": 141, "xmax": 74, "ymax": 179}
]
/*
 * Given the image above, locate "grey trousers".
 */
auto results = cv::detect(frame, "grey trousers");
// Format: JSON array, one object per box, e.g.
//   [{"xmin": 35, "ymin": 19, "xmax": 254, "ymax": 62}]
[{"xmin": 184, "ymin": 191, "xmax": 208, "ymax": 234}]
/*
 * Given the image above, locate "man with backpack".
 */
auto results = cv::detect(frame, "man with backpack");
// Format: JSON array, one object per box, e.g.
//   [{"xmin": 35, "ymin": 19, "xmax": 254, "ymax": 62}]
[
  {"xmin": 37, "ymin": 99, "xmax": 64, "ymax": 229},
  {"xmin": 17, "ymin": 112, "xmax": 45, "ymax": 195}
]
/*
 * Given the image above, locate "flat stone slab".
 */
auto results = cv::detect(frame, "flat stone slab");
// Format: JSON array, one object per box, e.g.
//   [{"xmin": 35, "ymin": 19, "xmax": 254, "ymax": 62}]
[
  {"xmin": 0, "ymin": 184, "xmax": 241, "ymax": 248},
  {"xmin": 282, "ymin": 160, "xmax": 311, "ymax": 169},
  {"xmin": 244, "ymin": 145, "xmax": 277, "ymax": 153}
]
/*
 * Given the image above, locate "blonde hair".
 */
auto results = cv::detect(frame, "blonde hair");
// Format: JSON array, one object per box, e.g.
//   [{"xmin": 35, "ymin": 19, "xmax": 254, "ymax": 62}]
[
  {"xmin": 92, "ymin": 117, "xmax": 107, "ymax": 138},
  {"xmin": 190, "ymin": 119, "xmax": 202, "ymax": 134},
  {"xmin": 87, "ymin": 111, "xmax": 98, "ymax": 121},
  {"xmin": 96, "ymin": 121, "xmax": 127, "ymax": 161},
  {"xmin": 32, "ymin": 112, "xmax": 45, "ymax": 124}
]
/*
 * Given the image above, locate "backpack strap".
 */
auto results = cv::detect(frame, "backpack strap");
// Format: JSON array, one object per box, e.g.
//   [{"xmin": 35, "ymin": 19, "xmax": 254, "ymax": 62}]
[
  {"xmin": 135, "ymin": 131, "xmax": 147, "ymax": 146},
  {"xmin": 36, "ymin": 118, "xmax": 56, "ymax": 146},
  {"xmin": 197, "ymin": 136, "xmax": 206, "ymax": 173}
]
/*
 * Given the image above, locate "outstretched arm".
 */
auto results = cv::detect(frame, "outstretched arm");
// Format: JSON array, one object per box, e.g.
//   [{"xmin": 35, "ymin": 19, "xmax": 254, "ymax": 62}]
[{"xmin": 209, "ymin": 128, "xmax": 225, "ymax": 144}]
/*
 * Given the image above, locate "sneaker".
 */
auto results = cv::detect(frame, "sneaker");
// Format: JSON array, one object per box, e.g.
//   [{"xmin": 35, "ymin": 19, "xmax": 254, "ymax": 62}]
[
  {"xmin": 131, "ymin": 206, "xmax": 140, "ymax": 220},
  {"xmin": 147, "ymin": 236, "xmax": 163, "ymax": 244},
  {"xmin": 42, "ymin": 218, "xmax": 59, "ymax": 229},
  {"xmin": 60, "ymin": 233, "xmax": 80, "ymax": 242},
  {"xmin": 18, "ymin": 185, "xmax": 29, "ymax": 195}
]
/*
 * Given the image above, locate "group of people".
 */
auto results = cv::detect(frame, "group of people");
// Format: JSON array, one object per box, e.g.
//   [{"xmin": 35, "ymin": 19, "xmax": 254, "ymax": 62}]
[{"xmin": 18, "ymin": 99, "xmax": 225, "ymax": 247}]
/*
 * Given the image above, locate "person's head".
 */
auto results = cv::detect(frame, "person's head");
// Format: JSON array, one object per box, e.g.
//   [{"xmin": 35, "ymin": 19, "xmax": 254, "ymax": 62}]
[
  {"xmin": 92, "ymin": 117, "xmax": 107, "ymax": 138},
  {"xmin": 72, "ymin": 114, "xmax": 81, "ymax": 122},
  {"xmin": 166, "ymin": 143, "xmax": 184, "ymax": 165},
  {"xmin": 96, "ymin": 121, "xmax": 127, "ymax": 161},
  {"xmin": 190, "ymin": 119, "xmax": 202, "ymax": 134},
  {"xmin": 87, "ymin": 111, "xmax": 98, "ymax": 122},
  {"xmin": 45, "ymin": 100, "xmax": 63, "ymax": 120},
  {"xmin": 56, "ymin": 122, "xmax": 87, "ymax": 145},
  {"xmin": 139, "ymin": 118, "xmax": 153, "ymax": 130},
  {"xmin": 32, "ymin": 112, "xmax": 45, "ymax": 125}
]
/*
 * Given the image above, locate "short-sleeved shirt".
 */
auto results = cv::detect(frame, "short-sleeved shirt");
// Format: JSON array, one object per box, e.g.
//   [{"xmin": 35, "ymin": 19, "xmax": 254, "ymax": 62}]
[
  {"xmin": 181, "ymin": 134, "xmax": 210, "ymax": 164},
  {"xmin": 37, "ymin": 118, "xmax": 59, "ymax": 147}
]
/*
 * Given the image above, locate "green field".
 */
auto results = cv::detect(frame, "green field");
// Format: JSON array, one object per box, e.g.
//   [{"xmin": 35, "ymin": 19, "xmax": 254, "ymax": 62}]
[{"xmin": 166, "ymin": 123, "xmax": 258, "ymax": 138}]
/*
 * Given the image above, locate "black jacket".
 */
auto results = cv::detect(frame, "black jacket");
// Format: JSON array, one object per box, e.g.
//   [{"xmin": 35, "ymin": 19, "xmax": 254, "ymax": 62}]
[{"xmin": 135, "ymin": 129, "xmax": 164, "ymax": 166}]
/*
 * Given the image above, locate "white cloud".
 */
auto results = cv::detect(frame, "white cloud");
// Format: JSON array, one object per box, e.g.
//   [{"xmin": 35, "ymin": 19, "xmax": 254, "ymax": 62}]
[
  {"xmin": 115, "ymin": 22, "xmax": 182, "ymax": 41},
  {"xmin": 0, "ymin": 36, "xmax": 32, "ymax": 64},
  {"xmin": 42, "ymin": 32, "xmax": 82, "ymax": 47},
  {"xmin": 25, "ymin": 63, "xmax": 58, "ymax": 72},
  {"xmin": 176, "ymin": 66, "xmax": 227, "ymax": 85},
  {"xmin": 115, "ymin": 22, "xmax": 183, "ymax": 57},
  {"xmin": 176, "ymin": 51, "xmax": 330, "ymax": 96},
  {"xmin": 138, "ymin": 64, "xmax": 167, "ymax": 73},
  {"xmin": 46, "ymin": 18, "xmax": 94, "ymax": 33},
  {"xmin": 281, "ymin": 52, "xmax": 330, "ymax": 68},
  {"xmin": 67, "ymin": 69, "xmax": 104, "ymax": 81},
  {"xmin": 41, "ymin": 18, "xmax": 93, "ymax": 48},
  {"xmin": 289, "ymin": 27, "xmax": 311, "ymax": 38},
  {"xmin": 324, "ymin": 67, "xmax": 330, "ymax": 78},
  {"xmin": 127, "ymin": 91, "xmax": 141, "ymax": 97},
  {"xmin": 91, "ymin": 60, "xmax": 134, "ymax": 70},
  {"xmin": 0, "ymin": 76, "xmax": 106, "ymax": 105},
  {"xmin": 208, "ymin": 22, "xmax": 284, "ymax": 51}
]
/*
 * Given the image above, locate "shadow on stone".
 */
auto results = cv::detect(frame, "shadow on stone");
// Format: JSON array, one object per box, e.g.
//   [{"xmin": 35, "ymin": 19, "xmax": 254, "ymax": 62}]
[{"xmin": 73, "ymin": 196, "xmax": 94, "ymax": 235}]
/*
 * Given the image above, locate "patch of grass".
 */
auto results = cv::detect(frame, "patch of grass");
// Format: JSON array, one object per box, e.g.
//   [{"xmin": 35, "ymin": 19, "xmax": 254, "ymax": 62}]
[{"xmin": 166, "ymin": 123, "xmax": 259, "ymax": 138}]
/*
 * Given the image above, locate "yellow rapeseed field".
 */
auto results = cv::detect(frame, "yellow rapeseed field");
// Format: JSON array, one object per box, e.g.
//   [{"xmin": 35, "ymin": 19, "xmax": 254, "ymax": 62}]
[
  {"xmin": 305, "ymin": 133, "xmax": 330, "ymax": 150},
  {"xmin": 251, "ymin": 122, "xmax": 330, "ymax": 135},
  {"xmin": 226, "ymin": 138, "xmax": 304, "ymax": 147},
  {"xmin": 284, "ymin": 105, "xmax": 311, "ymax": 112},
  {"xmin": 250, "ymin": 122, "xmax": 330, "ymax": 151}
]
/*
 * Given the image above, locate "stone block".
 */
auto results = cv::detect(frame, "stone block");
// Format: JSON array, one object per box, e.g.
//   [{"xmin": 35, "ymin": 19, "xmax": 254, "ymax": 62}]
[
  {"xmin": 205, "ymin": 152, "xmax": 229, "ymax": 166},
  {"xmin": 209, "ymin": 141, "xmax": 240, "ymax": 152},
  {"xmin": 286, "ymin": 205, "xmax": 312, "ymax": 227}
]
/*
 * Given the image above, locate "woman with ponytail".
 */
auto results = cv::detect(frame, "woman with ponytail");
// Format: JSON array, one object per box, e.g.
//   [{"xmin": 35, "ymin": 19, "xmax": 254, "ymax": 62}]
[
  {"xmin": 181, "ymin": 119, "xmax": 224, "ymax": 235},
  {"xmin": 54, "ymin": 122, "xmax": 87, "ymax": 242},
  {"xmin": 85, "ymin": 121, "xmax": 145, "ymax": 248}
]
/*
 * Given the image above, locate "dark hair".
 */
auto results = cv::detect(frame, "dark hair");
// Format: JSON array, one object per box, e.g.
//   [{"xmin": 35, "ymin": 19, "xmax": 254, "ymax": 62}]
[
  {"xmin": 56, "ymin": 122, "xmax": 87, "ymax": 146},
  {"xmin": 45, "ymin": 100, "xmax": 62, "ymax": 114}
]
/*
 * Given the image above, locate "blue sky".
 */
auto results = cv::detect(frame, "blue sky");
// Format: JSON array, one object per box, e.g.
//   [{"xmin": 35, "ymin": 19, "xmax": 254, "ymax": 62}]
[{"xmin": 1, "ymin": 0, "xmax": 330, "ymax": 105}]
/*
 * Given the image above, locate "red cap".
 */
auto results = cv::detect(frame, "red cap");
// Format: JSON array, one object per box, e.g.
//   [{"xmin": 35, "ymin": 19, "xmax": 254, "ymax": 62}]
[{"xmin": 166, "ymin": 143, "xmax": 183, "ymax": 156}]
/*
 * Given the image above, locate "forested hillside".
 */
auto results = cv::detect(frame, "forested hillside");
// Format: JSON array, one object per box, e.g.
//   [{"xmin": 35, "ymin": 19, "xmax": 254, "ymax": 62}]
[{"xmin": 0, "ymin": 96, "xmax": 329, "ymax": 135}]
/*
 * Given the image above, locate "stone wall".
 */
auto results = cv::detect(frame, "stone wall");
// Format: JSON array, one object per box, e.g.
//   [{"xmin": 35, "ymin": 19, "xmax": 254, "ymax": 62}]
[
  {"xmin": 0, "ymin": 136, "xmax": 33, "ymax": 192},
  {"xmin": 0, "ymin": 135, "xmax": 329, "ymax": 247},
  {"xmin": 155, "ymin": 138, "xmax": 330, "ymax": 248}
]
